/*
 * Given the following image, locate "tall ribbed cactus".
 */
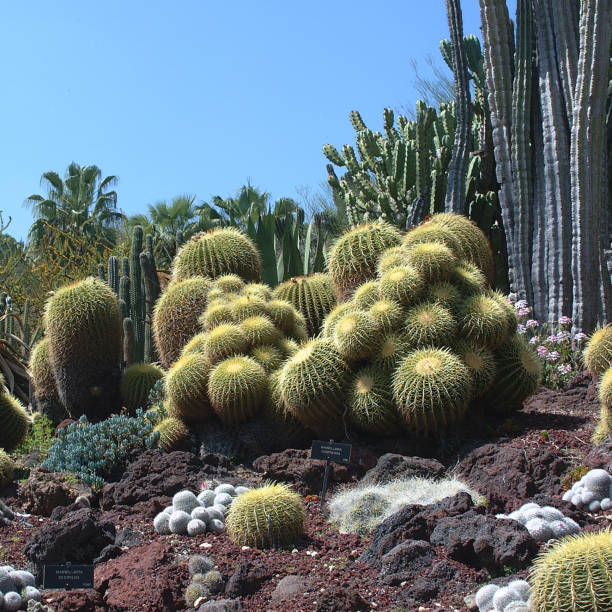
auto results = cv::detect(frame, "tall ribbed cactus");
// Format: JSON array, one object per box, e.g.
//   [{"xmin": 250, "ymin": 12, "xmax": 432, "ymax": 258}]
[
  {"xmin": 444, "ymin": 0, "xmax": 473, "ymax": 215},
  {"xmin": 130, "ymin": 225, "xmax": 145, "ymax": 362},
  {"xmin": 107, "ymin": 256, "xmax": 119, "ymax": 295},
  {"xmin": 479, "ymin": 0, "xmax": 611, "ymax": 331}
]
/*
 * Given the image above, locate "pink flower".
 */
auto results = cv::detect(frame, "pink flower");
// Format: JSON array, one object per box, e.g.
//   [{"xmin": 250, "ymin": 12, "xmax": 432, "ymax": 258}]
[
  {"xmin": 514, "ymin": 299, "xmax": 528, "ymax": 310},
  {"xmin": 557, "ymin": 364, "xmax": 572, "ymax": 374},
  {"xmin": 517, "ymin": 324, "xmax": 527, "ymax": 334},
  {"xmin": 546, "ymin": 350, "xmax": 561, "ymax": 363},
  {"xmin": 526, "ymin": 319, "xmax": 539, "ymax": 328},
  {"xmin": 574, "ymin": 332, "xmax": 587, "ymax": 341},
  {"xmin": 518, "ymin": 308, "xmax": 530, "ymax": 317},
  {"xmin": 537, "ymin": 345, "xmax": 549, "ymax": 357},
  {"xmin": 529, "ymin": 336, "xmax": 540, "ymax": 345},
  {"xmin": 556, "ymin": 331, "xmax": 571, "ymax": 343},
  {"xmin": 200, "ymin": 481, "xmax": 208, "ymax": 490},
  {"xmin": 547, "ymin": 334, "xmax": 558, "ymax": 343},
  {"xmin": 559, "ymin": 316, "xmax": 572, "ymax": 326}
]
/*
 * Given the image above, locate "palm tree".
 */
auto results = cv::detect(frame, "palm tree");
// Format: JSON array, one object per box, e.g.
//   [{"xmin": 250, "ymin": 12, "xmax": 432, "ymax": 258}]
[{"xmin": 24, "ymin": 163, "xmax": 123, "ymax": 252}]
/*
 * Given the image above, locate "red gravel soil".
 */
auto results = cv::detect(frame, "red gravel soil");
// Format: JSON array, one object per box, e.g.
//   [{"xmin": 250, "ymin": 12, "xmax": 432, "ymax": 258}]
[{"xmin": 1, "ymin": 374, "xmax": 609, "ymax": 612}]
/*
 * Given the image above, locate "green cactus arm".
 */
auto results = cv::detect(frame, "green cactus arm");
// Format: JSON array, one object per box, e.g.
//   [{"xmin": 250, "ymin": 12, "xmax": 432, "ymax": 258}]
[
  {"xmin": 571, "ymin": 0, "xmax": 612, "ymax": 331},
  {"xmin": 130, "ymin": 226, "xmax": 144, "ymax": 362},
  {"xmin": 123, "ymin": 317, "xmax": 135, "ymax": 368},
  {"xmin": 97, "ymin": 263, "xmax": 106, "ymax": 282},
  {"xmin": 444, "ymin": 0, "xmax": 473, "ymax": 215},
  {"xmin": 107, "ymin": 256, "xmax": 119, "ymax": 295}
]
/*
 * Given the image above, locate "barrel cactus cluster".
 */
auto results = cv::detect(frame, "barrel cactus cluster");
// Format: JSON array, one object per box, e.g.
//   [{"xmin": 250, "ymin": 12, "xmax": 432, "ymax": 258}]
[
  {"xmin": 0, "ymin": 383, "xmax": 30, "ymax": 454},
  {"xmin": 276, "ymin": 213, "xmax": 541, "ymax": 438}
]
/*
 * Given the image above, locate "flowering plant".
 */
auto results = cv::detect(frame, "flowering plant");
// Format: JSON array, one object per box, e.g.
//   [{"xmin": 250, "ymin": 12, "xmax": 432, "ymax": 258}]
[{"xmin": 507, "ymin": 296, "xmax": 585, "ymax": 390}]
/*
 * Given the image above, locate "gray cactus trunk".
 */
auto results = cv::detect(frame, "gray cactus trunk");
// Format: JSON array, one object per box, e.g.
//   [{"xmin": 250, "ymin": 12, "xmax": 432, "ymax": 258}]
[{"xmin": 479, "ymin": 0, "xmax": 612, "ymax": 332}]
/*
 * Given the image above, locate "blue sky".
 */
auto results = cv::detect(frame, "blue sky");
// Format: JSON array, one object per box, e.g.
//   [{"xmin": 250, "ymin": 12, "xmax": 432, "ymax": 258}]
[{"xmin": 0, "ymin": 0, "xmax": 516, "ymax": 241}]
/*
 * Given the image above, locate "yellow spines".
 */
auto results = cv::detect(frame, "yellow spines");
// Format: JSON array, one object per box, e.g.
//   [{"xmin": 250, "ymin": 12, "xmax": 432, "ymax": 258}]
[
  {"xmin": 585, "ymin": 325, "xmax": 612, "ymax": 377},
  {"xmin": 165, "ymin": 354, "xmax": 214, "ymax": 422}
]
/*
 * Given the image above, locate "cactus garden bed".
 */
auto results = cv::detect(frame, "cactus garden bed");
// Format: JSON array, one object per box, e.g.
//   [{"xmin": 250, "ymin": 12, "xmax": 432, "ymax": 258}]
[{"xmin": 1, "ymin": 373, "xmax": 610, "ymax": 611}]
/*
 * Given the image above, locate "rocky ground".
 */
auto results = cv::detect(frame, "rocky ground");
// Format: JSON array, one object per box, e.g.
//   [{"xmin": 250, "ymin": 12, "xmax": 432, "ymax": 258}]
[{"xmin": 1, "ymin": 372, "xmax": 611, "ymax": 612}]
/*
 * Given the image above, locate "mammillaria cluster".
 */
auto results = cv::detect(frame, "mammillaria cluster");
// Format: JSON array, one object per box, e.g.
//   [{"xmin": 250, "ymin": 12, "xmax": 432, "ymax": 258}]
[
  {"xmin": 496, "ymin": 502, "xmax": 580, "ymax": 541},
  {"xmin": 184, "ymin": 555, "xmax": 225, "ymax": 608},
  {"xmin": 153, "ymin": 483, "xmax": 250, "ymax": 536},
  {"xmin": 0, "ymin": 566, "xmax": 42, "ymax": 611},
  {"xmin": 276, "ymin": 213, "xmax": 541, "ymax": 438},
  {"xmin": 562, "ymin": 468, "xmax": 612, "ymax": 512},
  {"xmin": 475, "ymin": 580, "xmax": 531, "ymax": 612}
]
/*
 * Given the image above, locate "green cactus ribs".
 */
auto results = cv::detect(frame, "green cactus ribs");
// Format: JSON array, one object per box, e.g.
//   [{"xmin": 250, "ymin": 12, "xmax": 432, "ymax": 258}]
[
  {"xmin": 44, "ymin": 277, "xmax": 122, "ymax": 422},
  {"xmin": 172, "ymin": 227, "xmax": 262, "ymax": 283},
  {"xmin": 28, "ymin": 338, "xmax": 66, "ymax": 425},
  {"xmin": 530, "ymin": 530, "xmax": 612, "ymax": 612},
  {"xmin": 273, "ymin": 274, "xmax": 337, "ymax": 337},
  {"xmin": 226, "ymin": 482, "xmax": 305, "ymax": 548},
  {"xmin": 393, "ymin": 347, "xmax": 471, "ymax": 435},
  {"xmin": 328, "ymin": 221, "xmax": 401, "ymax": 296},
  {"xmin": 120, "ymin": 363, "xmax": 164, "ymax": 414},
  {"xmin": 0, "ymin": 391, "xmax": 30, "ymax": 452},
  {"xmin": 584, "ymin": 325, "xmax": 612, "ymax": 377}
]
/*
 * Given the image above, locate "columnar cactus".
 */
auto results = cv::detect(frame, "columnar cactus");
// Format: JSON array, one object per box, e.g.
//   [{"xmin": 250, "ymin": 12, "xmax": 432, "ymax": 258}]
[{"xmin": 44, "ymin": 277, "xmax": 122, "ymax": 421}]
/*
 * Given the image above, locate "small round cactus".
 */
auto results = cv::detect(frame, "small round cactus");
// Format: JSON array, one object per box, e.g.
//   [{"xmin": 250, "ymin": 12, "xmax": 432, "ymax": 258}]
[
  {"xmin": 0, "ymin": 392, "xmax": 30, "ymax": 452},
  {"xmin": 168, "ymin": 510, "xmax": 191, "ymax": 534},
  {"xmin": 393, "ymin": 348, "xmax": 471, "ymax": 435},
  {"xmin": 154, "ymin": 417, "xmax": 191, "ymax": 452},
  {"xmin": 172, "ymin": 227, "xmax": 262, "ymax": 283},
  {"xmin": 208, "ymin": 356, "xmax": 267, "ymax": 425},
  {"xmin": 173, "ymin": 490, "xmax": 200, "ymax": 513},
  {"xmin": 405, "ymin": 241, "xmax": 457, "ymax": 282},
  {"xmin": 202, "ymin": 323, "xmax": 249, "ymax": 364},
  {"xmin": 187, "ymin": 519, "xmax": 207, "ymax": 536},
  {"xmin": 189, "ymin": 555, "xmax": 215, "ymax": 575},
  {"xmin": 153, "ymin": 512, "xmax": 171, "ymax": 535},
  {"xmin": 403, "ymin": 302, "xmax": 457, "ymax": 348},
  {"xmin": 333, "ymin": 310, "xmax": 382, "ymax": 361},
  {"xmin": 378, "ymin": 265, "xmax": 424, "ymax": 307},
  {"xmin": 165, "ymin": 354, "xmax": 214, "ymax": 422},
  {"xmin": 184, "ymin": 581, "xmax": 209, "ymax": 608},
  {"xmin": 201, "ymin": 569, "xmax": 225, "ymax": 594},
  {"xmin": 458, "ymin": 293, "xmax": 511, "ymax": 348},
  {"xmin": 120, "ymin": 363, "xmax": 164, "ymax": 414},
  {"xmin": 352, "ymin": 280, "xmax": 380, "ymax": 309},
  {"xmin": 585, "ymin": 325, "xmax": 612, "ymax": 377},
  {"xmin": 226, "ymin": 482, "xmax": 305, "ymax": 548},
  {"xmin": 328, "ymin": 221, "xmax": 402, "ymax": 295},
  {"xmin": 368, "ymin": 299, "xmax": 403, "ymax": 333},
  {"xmin": 0, "ymin": 448, "xmax": 15, "ymax": 489},
  {"xmin": 530, "ymin": 530, "xmax": 612, "ymax": 611}
]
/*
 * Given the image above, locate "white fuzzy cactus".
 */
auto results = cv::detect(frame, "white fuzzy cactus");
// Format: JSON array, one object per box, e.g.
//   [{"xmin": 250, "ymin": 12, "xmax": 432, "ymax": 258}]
[
  {"xmin": 168, "ymin": 510, "xmax": 191, "ymax": 534},
  {"xmin": 214, "ymin": 483, "xmax": 235, "ymax": 496},
  {"xmin": 474, "ymin": 579, "xmax": 531, "ymax": 612},
  {"xmin": 197, "ymin": 490, "xmax": 216, "ymax": 506},
  {"xmin": 172, "ymin": 490, "xmax": 199, "ymax": 514},
  {"xmin": 187, "ymin": 518, "xmax": 207, "ymax": 536},
  {"xmin": 214, "ymin": 492, "xmax": 233, "ymax": 507},
  {"xmin": 563, "ymin": 468, "xmax": 612, "ymax": 511},
  {"xmin": 4, "ymin": 592, "xmax": 22, "ymax": 612},
  {"xmin": 154, "ymin": 512, "xmax": 171, "ymax": 535},
  {"xmin": 497, "ymin": 502, "xmax": 579, "ymax": 541}
]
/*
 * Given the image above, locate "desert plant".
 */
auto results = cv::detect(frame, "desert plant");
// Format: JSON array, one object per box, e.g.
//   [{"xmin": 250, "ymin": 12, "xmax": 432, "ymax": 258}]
[
  {"xmin": 154, "ymin": 417, "xmax": 191, "ymax": 452},
  {"xmin": 226, "ymin": 482, "xmax": 305, "ymax": 548},
  {"xmin": 333, "ymin": 311, "xmax": 382, "ymax": 361},
  {"xmin": 278, "ymin": 338, "xmax": 351, "ymax": 437},
  {"xmin": 352, "ymin": 281, "xmax": 381, "ymax": 310},
  {"xmin": 347, "ymin": 366, "xmax": 402, "ymax": 436},
  {"xmin": 327, "ymin": 476, "xmax": 482, "ymax": 535},
  {"xmin": 0, "ymin": 448, "xmax": 14, "ymax": 488},
  {"xmin": 44, "ymin": 277, "xmax": 121, "ymax": 421},
  {"xmin": 42, "ymin": 408, "xmax": 161, "ymax": 490},
  {"xmin": 207, "ymin": 356, "xmax": 267, "ymax": 425},
  {"xmin": 453, "ymin": 340, "xmax": 496, "ymax": 398},
  {"xmin": 327, "ymin": 221, "xmax": 401, "ymax": 295},
  {"xmin": 405, "ymin": 241, "xmax": 457, "ymax": 282},
  {"xmin": 482, "ymin": 335, "xmax": 542, "ymax": 414},
  {"xmin": 28, "ymin": 338, "xmax": 66, "ymax": 425},
  {"xmin": 165, "ymin": 354, "xmax": 214, "ymax": 422},
  {"xmin": 272, "ymin": 274, "xmax": 337, "ymax": 337},
  {"xmin": 201, "ymin": 324, "xmax": 249, "ymax": 365},
  {"xmin": 152, "ymin": 277, "xmax": 212, "ymax": 368},
  {"xmin": 120, "ymin": 363, "xmax": 164, "ymax": 414},
  {"xmin": 172, "ymin": 227, "xmax": 262, "ymax": 283},
  {"xmin": 392, "ymin": 347, "xmax": 471, "ymax": 435},
  {"xmin": 403, "ymin": 302, "xmax": 457, "ymax": 348},
  {"xmin": 584, "ymin": 325, "xmax": 612, "ymax": 377},
  {"xmin": 378, "ymin": 265, "xmax": 425, "ymax": 307},
  {"xmin": 458, "ymin": 293, "xmax": 511, "ymax": 348},
  {"xmin": 529, "ymin": 530, "xmax": 612, "ymax": 611}
]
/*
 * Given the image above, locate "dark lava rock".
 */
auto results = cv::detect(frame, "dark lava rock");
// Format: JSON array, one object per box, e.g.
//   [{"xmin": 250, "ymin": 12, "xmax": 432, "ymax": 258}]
[
  {"xmin": 253, "ymin": 448, "xmax": 377, "ymax": 495},
  {"xmin": 523, "ymin": 371, "xmax": 599, "ymax": 413},
  {"xmin": 43, "ymin": 588, "xmax": 105, "ymax": 612},
  {"xmin": 314, "ymin": 585, "xmax": 369, "ymax": 612},
  {"xmin": 584, "ymin": 440, "xmax": 612, "ymax": 473},
  {"xmin": 271, "ymin": 575, "xmax": 314, "ymax": 602},
  {"xmin": 100, "ymin": 450, "xmax": 232, "ymax": 512},
  {"xmin": 25, "ymin": 508, "xmax": 115, "ymax": 579},
  {"xmin": 50, "ymin": 501, "xmax": 89, "ymax": 522},
  {"xmin": 197, "ymin": 599, "xmax": 243, "ymax": 612},
  {"xmin": 19, "ymin": 468, "xmax": 86, "ymax": 517},
  {"xmin": 360, "ymin": 453, "xmax": 445, "ymax": 486},
  {"xmin": 55, "ymin": 418, "xmax": 76, "ymax": 434},
  {"xmin": 456, "ymin": 443, "xmax": 570, "ymax": 512},
  {"xmin": 114, "ymin": 527, "xmax": 142, "ymax": 549},
  {"xmin": 379, "ymin": 539, "xmax": 435, "ymax": 585},
  {"xmin": 429, "ymin": 512, "xmax": 538, "ymax": 571},
  {"xmin": 93, "ymin": 544, "xmax": 122, "ymax": 565},
  {"xmin": 225, "ymin": 561, "xmax": 272, "ymax": 597},
  {"xmin": 400, "ymin": 576, "xmax": 440, "ymax": 603},
  {"xmin": 94, "ymin": 540, "xmax": 188, "ymax": 611},
  {"xmin": 361, "ymin": 492, "xmax": 475, "ymax": 566}
]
